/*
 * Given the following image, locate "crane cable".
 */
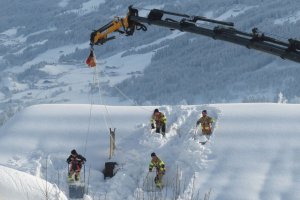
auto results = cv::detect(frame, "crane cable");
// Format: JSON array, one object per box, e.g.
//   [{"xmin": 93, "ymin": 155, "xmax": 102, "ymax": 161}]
[
  {"xmin": 94, "ymin": 66, "xmax": 115, "ymax": 129},
  {"xmin": 83, "ymin": 95, "xmax": 94, "ymax": 157},
  {"xmin": 83, "ymin": 65, "xmax": 115, "ymax": 157}
]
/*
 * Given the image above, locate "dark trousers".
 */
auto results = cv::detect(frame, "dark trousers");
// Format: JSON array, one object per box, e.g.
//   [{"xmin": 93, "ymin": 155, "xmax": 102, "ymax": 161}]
[{"xmin": 156, "ymin": 123, "xmax": 166, "ymax": 135}]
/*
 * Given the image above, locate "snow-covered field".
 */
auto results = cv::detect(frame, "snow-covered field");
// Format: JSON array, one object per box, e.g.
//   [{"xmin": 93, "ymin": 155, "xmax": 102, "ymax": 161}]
[
  {"xmin": 1, "ymin": 2, "xmax": 300, "ymax": 199},
  {"xmin": 1, "ymin": 103, "xmax": 300, "ymax": 200}
]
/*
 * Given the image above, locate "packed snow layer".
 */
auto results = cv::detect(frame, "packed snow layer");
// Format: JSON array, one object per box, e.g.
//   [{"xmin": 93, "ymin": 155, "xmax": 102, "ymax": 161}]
[
  {"xmin": 0, "ymin": 103, "xmax": 300, "ymax": 199},
  {"xmin": 0, "ymin": 165, "xmax": 67, "ymax": 200}
]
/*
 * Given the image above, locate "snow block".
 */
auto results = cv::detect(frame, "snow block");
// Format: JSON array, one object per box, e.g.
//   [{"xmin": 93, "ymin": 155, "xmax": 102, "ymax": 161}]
[
  {"xmin": 69, "ymin": 183, "xmax": 85, "ymax": 199},
  {"xmin": 103, "ymin": 162, "xmax": 118, "ymax": 179}
]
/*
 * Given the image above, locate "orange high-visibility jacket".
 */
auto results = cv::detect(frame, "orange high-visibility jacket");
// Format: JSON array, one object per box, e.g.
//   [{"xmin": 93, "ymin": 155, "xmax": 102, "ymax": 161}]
[{"xmin": 197, "ymin": 116, "xmax": 213, "ymax": 135}]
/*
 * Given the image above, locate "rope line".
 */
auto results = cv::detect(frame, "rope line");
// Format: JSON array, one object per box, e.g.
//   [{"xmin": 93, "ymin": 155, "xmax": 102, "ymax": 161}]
[
  {"xmin": 95, "ymin": 67, "xmax": 115, "ymax": 129},
  {"xmin": 93, "ymin": 66, "xmax": 111, "ymax": 130},
  {"xmin": 101, "ymin": 71, "xmax": 152, "ymax": 113},
  {"xmin": 94, "ymin": 65, "xmax": 119, "ymax": 152},
  {"xmin": 83, "ymin": 101, "xmax": 93, "ymax": 157},
  {"xmin": 82, "ymin": 63, "xmax": 118, "ymax": 161}
]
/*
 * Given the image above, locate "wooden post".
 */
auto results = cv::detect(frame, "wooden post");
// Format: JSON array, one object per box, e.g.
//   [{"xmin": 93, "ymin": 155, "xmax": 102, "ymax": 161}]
[{"xmin": 109, "ymin": 128, "xmax": 116, "ymax": 159}]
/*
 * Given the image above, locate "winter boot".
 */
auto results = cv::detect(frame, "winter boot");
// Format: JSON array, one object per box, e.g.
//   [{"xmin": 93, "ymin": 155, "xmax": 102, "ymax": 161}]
[
  {"xmin": 156, "ymin": 127, "xmax": 160, "ymax": 133},
  {"xmin": 68, "ymin": 173, "xmax": 74, "ymax": 182},
  {"xmin": 156, "ymin": 182, "xmax": 163, "ymax": 189},
  {"xmin": 68, "ymin": 172, "xmax": 71, "ymax": 178},
  {"xmin": 154, "ymin": 176, "xmax": 159, "ymax": 184},
  {"xmin": 155, "ymin": 177, "xmax": 163, "ymax": 189}
]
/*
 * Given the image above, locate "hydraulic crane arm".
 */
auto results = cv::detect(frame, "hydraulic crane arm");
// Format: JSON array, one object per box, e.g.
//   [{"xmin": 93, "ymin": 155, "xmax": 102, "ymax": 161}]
[
  {"xmin": 89, "ymin": 6, "xmax": 300, "ymax": 64},
  {"xmin": 90, "ymin": 17, "xmax": 129, "ymax": 45},
  {"xmin": 90, "ymin": 7, "xmax": 146, "ymax": 46}
]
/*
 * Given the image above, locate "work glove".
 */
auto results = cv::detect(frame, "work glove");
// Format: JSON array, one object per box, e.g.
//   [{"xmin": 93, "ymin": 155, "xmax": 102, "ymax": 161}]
[{"xmin": 151, "ymin": 123, "xmax": 155, "ymax": 129}]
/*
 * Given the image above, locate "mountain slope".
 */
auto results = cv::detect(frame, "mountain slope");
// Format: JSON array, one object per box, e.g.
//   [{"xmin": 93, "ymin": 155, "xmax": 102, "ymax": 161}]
[{"xmin": 1, "ymin": 0, "xmax": 300, "ymax": 115}]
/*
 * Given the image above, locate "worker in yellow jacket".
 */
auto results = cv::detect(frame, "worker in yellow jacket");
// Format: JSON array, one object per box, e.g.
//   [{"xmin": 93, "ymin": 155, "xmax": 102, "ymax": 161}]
[
  {"xmin": 151, "ymin": 108, "xmax": 167, "ymax": 137},
  {"xmin": 149, "ymin": 152, "xmax": 165, "ymax": 189}
]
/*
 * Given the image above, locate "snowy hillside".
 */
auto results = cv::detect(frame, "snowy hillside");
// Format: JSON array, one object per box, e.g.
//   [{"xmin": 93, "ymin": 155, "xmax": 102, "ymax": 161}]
[
  {"xmin": 1, "ymin": 1, "xmax": 300, "ymax": 200},
  {"xmin": 1, "ymin": 0, "xmax": 300, "ymax": 125},
  {"xmin": 1, "ymin": 103, "xmax": 300, "ymax": 199}
]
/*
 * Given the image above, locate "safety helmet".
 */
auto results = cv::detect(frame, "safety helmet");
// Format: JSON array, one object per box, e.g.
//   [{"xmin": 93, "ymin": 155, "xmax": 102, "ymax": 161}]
[{"xmin": 71, "ymin": 149, "xmax": 77, "ymax": 155}]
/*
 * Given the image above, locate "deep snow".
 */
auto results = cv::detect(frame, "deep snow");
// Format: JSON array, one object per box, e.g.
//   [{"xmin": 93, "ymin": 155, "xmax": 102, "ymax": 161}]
[
  {"xmin": 1, "ymin": 1, "xmax": 300, "ymax": 200},
  {"xmin": 1, "ymin": 103, "xmax": 300, "ymax": 200}
]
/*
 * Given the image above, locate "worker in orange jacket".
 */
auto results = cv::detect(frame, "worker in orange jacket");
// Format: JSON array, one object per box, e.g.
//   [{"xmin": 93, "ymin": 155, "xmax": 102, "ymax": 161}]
[{"xmin": 196, "ymin": 110, "xmax": 214, "ymax": 140}]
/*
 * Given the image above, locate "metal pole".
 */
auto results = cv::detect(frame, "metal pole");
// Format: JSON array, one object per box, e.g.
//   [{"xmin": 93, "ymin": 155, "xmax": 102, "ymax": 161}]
[{"xmin": 109, "ymin": 128, "xmax": 116, "ymax": 159}]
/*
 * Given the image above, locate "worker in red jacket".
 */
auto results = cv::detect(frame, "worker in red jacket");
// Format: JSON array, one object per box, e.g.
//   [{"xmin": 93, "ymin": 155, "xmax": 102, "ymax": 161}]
[{"xmin": 67, "ymin": 149, "xmax": 86, "ymax": 181}]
